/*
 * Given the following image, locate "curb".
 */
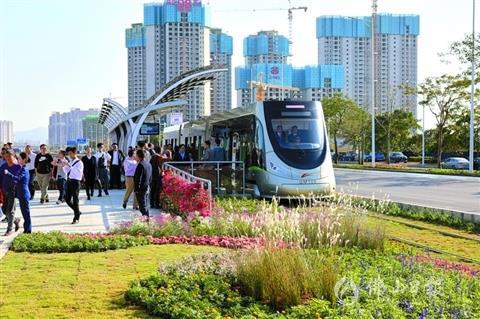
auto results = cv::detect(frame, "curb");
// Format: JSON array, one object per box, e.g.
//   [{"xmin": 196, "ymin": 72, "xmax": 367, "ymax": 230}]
[
  {"xmin": 334, "ymin": 166, "xmax": 480, "ymax": 178},
  {"xmin": 346, "ymin": 194, "xmax": 480, "ymax": 224},
  {"xmin": 0, "ymin": 231, "xmax": 21, "ymax": 260}
]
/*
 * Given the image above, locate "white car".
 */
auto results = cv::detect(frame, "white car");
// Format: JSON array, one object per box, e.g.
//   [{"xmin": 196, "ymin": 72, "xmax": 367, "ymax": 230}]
[{"xmin": 441, "ymin": 157, "xmax": 469, "ymax": 170}]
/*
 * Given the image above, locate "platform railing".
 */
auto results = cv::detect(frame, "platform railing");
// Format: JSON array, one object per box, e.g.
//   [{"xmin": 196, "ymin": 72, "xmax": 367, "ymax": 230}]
[{"xmin": 163, "ymin": 161, "xmax": 246, "ymax": 196}]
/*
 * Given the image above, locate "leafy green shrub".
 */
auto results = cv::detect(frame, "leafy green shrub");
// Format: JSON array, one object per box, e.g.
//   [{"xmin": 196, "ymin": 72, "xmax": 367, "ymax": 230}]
[
  {"xmin": 111, "ymin": 214, "xmax": 187, "ymax": 237},
  {"xmin": 409, "ymin": 156, "xmax": 436, "ymax": 163},
  {"xmin": 125, "ymin": 253, "xmax": 274, "ymax": 318},
  {"xmin": 236, "ymin": 249, "xmax": 337, "ymax": 310},
  {"xmin": 214, "ymin": 196, "xmax": 265, "ymax": 214},
  {"xmin": 333, "ymin": 194, "xmax": 480, "ymax": 233},
  {"xmin": 11, "ymin": 232, "xmax": 149, "ymax": 253},
  {"xmin": 334, "ymin": 162, "xmax": 480, "ymax": 177},
  {"xmin": 427, "ymin": 167, "xmax": 480, "ymax": 177},
  {"xmin": 126, "ymin": 250, "xmax": 480, "ymax": 318}
]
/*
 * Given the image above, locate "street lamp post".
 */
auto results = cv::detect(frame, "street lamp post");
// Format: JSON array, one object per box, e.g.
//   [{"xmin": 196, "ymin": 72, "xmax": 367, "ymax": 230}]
[
  {"xmin": 371, "ymin": 0, "xmax": 378, "ymax": 167},
  {"xmin": 422, "ymin": 104, "xmax": 425, "ymax": 167},
  {"xmin": 469, "ymin": 0, "xmax": 476, "ymax": 172}
]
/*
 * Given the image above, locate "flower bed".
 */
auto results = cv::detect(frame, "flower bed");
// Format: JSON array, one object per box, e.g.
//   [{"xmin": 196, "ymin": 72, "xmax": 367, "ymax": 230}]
[
  {"xmin": 113, "ymin": 203, "xmax": 386, "ymax": 251},
  {"xmin": 161, "ymin": 170, "xmax": 211, "ymax": 218},
  {"xmin": 11, "ymin": 232, "xmax": 149, "ymax": 253},
  {"xmin": 125, "ymin": 250, "xmax": 480, "ymax": 318}
]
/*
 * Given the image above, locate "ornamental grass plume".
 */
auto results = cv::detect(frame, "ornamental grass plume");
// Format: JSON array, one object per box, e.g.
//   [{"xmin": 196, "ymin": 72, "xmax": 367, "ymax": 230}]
[
  {"xmin": 235, "ymin": 248, "xmax": 338, "ymax": 310},
  {"xmin": 215, "ymin": 199, "xmax": 385, "ymax": 250}
]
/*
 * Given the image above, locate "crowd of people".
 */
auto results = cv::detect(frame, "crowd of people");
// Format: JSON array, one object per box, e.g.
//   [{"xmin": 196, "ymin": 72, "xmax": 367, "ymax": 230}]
[{"xmin": 0, "ymin": 139, "xmax": 222, "ymax": 236}]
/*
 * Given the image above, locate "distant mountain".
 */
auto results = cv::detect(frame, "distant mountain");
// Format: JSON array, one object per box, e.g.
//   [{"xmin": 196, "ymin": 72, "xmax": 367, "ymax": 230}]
[{"xmin": 14, "ymin": 127, "xmax": 48, "ymax": 145}]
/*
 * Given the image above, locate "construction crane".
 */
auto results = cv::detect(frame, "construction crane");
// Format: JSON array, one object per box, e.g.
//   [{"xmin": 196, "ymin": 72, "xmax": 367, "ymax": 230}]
[
  {"xmin": 286, "ymin": 0, "xmax": 308, "ymax": 61},
  {"xmin": 214, "ymin": 1, "xmax": 308, "ymax": 61}
]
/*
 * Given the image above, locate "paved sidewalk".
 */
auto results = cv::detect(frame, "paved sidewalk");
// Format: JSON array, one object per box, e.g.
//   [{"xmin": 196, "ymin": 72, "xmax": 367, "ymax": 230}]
[{"xmin": 0, "ymin": 189, "xmax": 161, "ymax": 258}]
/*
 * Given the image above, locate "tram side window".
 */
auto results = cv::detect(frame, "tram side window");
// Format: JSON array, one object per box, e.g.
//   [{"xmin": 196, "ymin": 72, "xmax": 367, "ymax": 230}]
[{"xmin": 253, "ymin": 119, "xmax": 265, "ymax": 169}]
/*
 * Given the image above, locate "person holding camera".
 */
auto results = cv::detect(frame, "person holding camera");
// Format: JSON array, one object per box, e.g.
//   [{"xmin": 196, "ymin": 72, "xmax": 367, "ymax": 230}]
[{"xmin": 52, "ymin": 150, "xmax": 67, "ymax": 204}]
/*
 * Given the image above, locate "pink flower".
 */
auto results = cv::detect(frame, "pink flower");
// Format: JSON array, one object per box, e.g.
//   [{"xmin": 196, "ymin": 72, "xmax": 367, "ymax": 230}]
[
  {"xmin": 401, "ymin": 254, "xmax": 480, "ymax": 277},
  {"xmin": 161, "ymin": 174, "xmax": 212, "ymax": 218},
  {"xmin": 148, "ymin": 235, "xmax": 265, "ymax": 249}
]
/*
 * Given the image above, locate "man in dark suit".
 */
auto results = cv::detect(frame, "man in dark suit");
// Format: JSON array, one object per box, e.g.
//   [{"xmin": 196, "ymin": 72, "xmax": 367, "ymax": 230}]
[
  {"xmin": 173, "ymin": 144, "xmax": 190, "ymax": 162},
  {"xmin": 108, "ymin": 143, "xmax": 125, "ymax": 189},
  {"xmin": 149, "ymin": 146, "xmax": 162, "ymax": 209},
  {"xmin": 81, "ymin": 146, "xmax": 97, "ymax": 200},
  {"xmin": 134, "ymin": 149, "xmax": 152, "ymax": 218}
]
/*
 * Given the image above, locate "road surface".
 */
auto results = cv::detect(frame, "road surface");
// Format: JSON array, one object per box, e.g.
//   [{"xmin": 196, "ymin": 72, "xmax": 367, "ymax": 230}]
[{"xmin": 335, "ymin": 168, "xmax": 480, "ymax": 214}]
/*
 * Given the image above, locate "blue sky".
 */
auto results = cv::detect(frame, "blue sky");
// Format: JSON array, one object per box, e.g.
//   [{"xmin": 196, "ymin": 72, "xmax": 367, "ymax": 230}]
[{"xmin": 0, "ymin": 0, "xmax": 474, "ymax": 132}]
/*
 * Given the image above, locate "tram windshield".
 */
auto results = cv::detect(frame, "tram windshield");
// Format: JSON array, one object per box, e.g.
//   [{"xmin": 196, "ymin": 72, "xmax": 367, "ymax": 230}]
[
  {"xmin": 264, "ymin": 101, "xmax": 327, "ymax": 170},
  {"xmin": 270, "ymin": 118, "xmax": 323, "ymax": 150}
]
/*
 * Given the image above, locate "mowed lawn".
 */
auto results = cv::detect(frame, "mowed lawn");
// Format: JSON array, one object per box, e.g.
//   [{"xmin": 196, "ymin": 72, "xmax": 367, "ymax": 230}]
[{"xmin": 0, "ymin": 245, "xmax": 224, "ymax": 319}]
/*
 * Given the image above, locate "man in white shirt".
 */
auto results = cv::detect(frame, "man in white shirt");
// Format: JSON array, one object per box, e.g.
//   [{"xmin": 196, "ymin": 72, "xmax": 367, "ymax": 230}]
[
  {"xmin": 24, "ymin": 145, "xmax": 37, "ymax": 200},
  {"xmin": 95, "ymin": 143, "xmax": 111, "ymax": 197},
  {"xmin": 60, "ymin": 147, "xmax": 84, "ymax": 224}
]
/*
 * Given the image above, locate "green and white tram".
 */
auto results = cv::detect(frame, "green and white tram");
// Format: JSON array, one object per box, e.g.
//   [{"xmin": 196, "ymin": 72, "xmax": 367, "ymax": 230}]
[{"xmin": 162, "ymin": 100, "xmax": 335, "ymax": 197}]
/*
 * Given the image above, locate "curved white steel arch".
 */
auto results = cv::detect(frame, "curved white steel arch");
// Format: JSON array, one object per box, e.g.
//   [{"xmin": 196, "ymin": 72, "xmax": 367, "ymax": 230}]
[
  {"xmin": 147, "ymin": 67, "xmax": 228, "ymax": 107},
  {"xmin": 99, "ymin": 65, "xmax": 227, "ymax": 150}
]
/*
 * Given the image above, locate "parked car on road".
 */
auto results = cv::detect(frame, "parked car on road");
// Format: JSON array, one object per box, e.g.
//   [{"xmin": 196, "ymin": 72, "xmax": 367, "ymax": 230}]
[
  {"xmin": 389, "ymin": 152, "xmax": 408, "ymax": 163},
  {"xmin": 364, "ymin": 152, "xmax": 386, "ymax": 162},
  {"xmin": 441, "ymin": 157, "xmax": 470, "ymax": 170},
  {"xmin": 340, "ymin": 152, "xmax": 357, "ymax": 162},
  {"xmin": 473, "ymin": 157, "xmax": 480, "ymax": 170}
]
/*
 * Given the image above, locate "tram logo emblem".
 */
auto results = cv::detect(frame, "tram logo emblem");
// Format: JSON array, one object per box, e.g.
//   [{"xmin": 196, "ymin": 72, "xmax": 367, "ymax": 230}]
[
  {"xmin": 270, "ymin": 66, "xmax": 279, "ymax": 75},
  {"xmin": 269, "ymin": 162, "xmax": 278, "ymax": 171},
  {"xmin": 301, "ymin": 173, "xmax": 311, "ymax": 178}
]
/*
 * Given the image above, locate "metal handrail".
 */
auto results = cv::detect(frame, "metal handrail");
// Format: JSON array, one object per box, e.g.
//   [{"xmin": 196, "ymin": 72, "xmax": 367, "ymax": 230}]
[
  {"xmin": 164, "ymin": 161, "xmax": 246, "ymax": 195},
  {"xmin": 162, "ymin": 162, "xmax": 213, "ymax": 211}
]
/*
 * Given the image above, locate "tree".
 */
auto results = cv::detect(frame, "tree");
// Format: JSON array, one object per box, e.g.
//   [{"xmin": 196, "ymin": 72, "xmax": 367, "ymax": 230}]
[
  {"xmin": 443, "ymin": 106, "xmax": 480, "ymax": 154},
  {"xmin": 375, "ymin": 109, "xmax": 420, "ymax": 158},
  {"xmin": 417, "ymin": 74, "xmax": 471, "ymax": 167},
  {"xmin": 322, "ymin": 94, "xmax": 360, "ymax": 163},
  {"xmin": 441, "ymin": 33, "xmax": 480, "ymax": 69},
  {"xmin": 342, "ymin": 106, "xmax": 370, "ymax": 164}
]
